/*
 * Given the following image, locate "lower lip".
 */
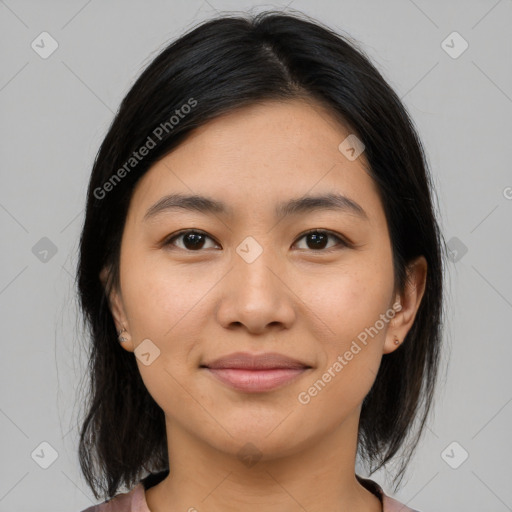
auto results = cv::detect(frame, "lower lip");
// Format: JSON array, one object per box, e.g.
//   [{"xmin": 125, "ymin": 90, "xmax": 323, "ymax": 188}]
[{"xmin": 204, "ymin": 368, "xmax": 309, "ymax": 393}]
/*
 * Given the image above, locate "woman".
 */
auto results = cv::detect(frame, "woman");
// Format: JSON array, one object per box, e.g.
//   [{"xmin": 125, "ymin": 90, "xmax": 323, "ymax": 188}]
[{"xmin": 76, "ymin": 10, "xmax": 444, "ymax": 512}]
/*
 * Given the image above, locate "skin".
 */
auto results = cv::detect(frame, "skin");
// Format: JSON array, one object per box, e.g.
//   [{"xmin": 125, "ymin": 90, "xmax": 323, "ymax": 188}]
[{"xmin": 102, "ymin": 98, "xmax": 427, "ymax": 512}]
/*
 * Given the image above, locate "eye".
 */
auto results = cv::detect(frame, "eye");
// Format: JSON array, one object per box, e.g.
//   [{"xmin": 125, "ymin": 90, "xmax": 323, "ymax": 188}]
[
  {"xmin": 163, "ymin": 230, "xmax": 219, "ymax": 251},
  {"xmin": 293, "ymin": 229, "xmax": 348, "ymax": 251},
  {"xmin": 163, "ymin": 229, "xmax": 349, "ymax": 252}
]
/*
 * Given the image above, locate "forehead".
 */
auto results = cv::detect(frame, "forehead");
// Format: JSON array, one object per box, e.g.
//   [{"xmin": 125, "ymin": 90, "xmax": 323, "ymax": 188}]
[{"xmin": 128, "ymin": 98, "xmax": 382, "ymax": 223}]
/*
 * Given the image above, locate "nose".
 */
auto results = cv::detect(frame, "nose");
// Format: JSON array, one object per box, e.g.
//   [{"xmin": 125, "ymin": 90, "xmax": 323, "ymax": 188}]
[{"xmin": 215, "ymin": 242, "xmax": 296, "ymax": 334}]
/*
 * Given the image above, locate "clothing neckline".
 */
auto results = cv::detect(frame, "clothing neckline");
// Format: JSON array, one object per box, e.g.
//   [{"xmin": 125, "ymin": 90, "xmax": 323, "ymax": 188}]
[
  {"xmin": 134, "ymin": 469, "xmax": 408, "ymax": 512},
  {"xmin": 142, "ymin": 470, "xmax": 383, "ymax": 498}
]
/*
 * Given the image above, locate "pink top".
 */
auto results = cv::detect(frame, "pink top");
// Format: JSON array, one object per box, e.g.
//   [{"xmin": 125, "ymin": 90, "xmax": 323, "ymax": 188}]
[{"xmin": 80, "ymin": 474, "xmax": 419, "ymax": 512}]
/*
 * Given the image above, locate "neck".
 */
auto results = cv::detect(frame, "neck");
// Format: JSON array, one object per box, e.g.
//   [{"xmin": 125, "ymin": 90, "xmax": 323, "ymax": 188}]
[{"xmin": 145, "ymin": 411, "xmax": 382, "ymax": 512}]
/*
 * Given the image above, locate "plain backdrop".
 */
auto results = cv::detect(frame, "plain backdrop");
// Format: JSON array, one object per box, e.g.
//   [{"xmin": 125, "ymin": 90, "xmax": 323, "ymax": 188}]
[{"xmin": 0, "ymin": 1, "xmax": 511, "ymax": 511}]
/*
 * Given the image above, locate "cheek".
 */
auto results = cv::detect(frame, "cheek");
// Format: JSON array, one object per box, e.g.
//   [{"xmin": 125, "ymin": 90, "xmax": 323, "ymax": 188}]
[
  {"xmin": 302, "ymin": 258, "xmax": 394, "ymax": 392},
  {"xmin": 120, "ymin": 255, "xmax": 215, "ymax": 415},
  {"xmin": 121, "ymin": 251, "xmax": 216, "ymax": 341},
  {"xmin": 296, "ymin": 282, "xmax": 391, "ymax": 419},
  {"xmin": 308, "ymin": 262, "xmax": 394, "ymax": 341}
]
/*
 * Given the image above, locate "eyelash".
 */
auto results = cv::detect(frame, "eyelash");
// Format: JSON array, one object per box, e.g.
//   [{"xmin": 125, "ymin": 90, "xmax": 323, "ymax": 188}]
[{"xmin": 163, "ymin": 229, "xmax": 350, "ymax": 253}]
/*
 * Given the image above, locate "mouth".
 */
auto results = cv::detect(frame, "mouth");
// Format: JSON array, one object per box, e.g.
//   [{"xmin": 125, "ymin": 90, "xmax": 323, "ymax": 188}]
[{"xmin": 200, "ymin": 352, "xmax": 312, "ymax": 393}]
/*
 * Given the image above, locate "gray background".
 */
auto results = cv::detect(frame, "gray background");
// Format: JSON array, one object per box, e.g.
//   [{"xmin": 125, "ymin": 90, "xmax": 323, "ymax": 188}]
[{"xmin": 1, "ymin": 0, "xmax": 511, "ymax": 511}]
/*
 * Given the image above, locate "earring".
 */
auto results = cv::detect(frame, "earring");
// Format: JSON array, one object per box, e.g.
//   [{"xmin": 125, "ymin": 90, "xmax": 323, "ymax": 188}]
[
  {"xmin": 117, "ymin": 327, "xmax": 130, "ymax": 343},
  {"xmin": 393, "ymin": 335, "xmax": 400, "ymax": 346}
]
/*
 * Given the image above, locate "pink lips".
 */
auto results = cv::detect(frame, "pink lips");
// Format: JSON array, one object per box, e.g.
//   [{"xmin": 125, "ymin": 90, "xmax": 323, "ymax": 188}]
[{"xmin": 201, "ymin": 352, "xmax": 311, "ymax": 393}]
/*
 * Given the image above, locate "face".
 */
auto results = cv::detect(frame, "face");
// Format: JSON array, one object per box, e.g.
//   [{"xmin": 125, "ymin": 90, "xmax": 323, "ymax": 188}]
[{"xmin": 105, "ymin": 98, "xmax": 426, "ymax": 462}]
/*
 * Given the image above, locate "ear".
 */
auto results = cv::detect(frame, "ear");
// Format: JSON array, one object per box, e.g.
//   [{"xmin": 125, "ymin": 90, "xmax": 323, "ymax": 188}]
[
  {"xmin": 383, "ymin": 256, "xmax": 427, "ymax": 355},
  {"xmin": 99, "ymin": 266, "xmax": 134, "ymax": 352}
]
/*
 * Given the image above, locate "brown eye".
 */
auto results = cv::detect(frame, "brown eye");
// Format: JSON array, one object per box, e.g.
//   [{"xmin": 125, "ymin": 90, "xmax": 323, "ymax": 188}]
[
  {"xmin": 294, "ymin": 230, "xmax": 348, "ymax": 251},
  {"xmin": 164, "ymin": 230, "xmax": 219, "ymax": 251}
]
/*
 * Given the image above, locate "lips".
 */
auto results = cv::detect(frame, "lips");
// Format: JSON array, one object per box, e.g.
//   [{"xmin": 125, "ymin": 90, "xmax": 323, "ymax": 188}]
[
  {"xmin": 201, "ymin": 352, "xmax": 311, "ymax": 393},
  {"xmin": 202, "ymin": 351, "xmax": 311, "ymax": 370}
]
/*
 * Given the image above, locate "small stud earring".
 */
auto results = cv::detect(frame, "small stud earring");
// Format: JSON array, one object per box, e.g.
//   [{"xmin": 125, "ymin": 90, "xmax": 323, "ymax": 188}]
[
  {"xmin": 117, "ymin": 327, "xmax": 130, "ymax": 343},
  {"xmin": 393, "ymin": 335, "xmax": 400, "ymax": 345}
]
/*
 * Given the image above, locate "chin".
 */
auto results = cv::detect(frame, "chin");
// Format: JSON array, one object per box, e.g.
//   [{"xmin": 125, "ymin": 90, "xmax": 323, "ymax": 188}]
[{"xmin": 202, "ymin": 421, "xmax": 310, "ymax": 461}]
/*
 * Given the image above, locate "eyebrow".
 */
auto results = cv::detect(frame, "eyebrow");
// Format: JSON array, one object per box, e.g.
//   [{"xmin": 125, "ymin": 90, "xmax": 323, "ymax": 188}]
[{"xmin": 143, "ymin": 192, "xmax": 368, "ymax": 222}]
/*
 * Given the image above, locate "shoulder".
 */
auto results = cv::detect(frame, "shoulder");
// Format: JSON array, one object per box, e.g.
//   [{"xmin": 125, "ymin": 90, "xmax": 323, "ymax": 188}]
[
  {"xmin": 79, "ymin": 483, "xmax": 148, "ymax": 512},
  {"xmin": 356, "ymin": 474, "xmax": 422, "ymax": 512},
  {"xmin": 382, "ymin": 493, "xmax": 422, "ymax": 512}
]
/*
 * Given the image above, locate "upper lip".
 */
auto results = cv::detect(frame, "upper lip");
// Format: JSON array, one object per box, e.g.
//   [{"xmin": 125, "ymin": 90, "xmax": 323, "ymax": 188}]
[{"xmin": 201, "ymin": 352, "xmax": 311, "ymax": 370}]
